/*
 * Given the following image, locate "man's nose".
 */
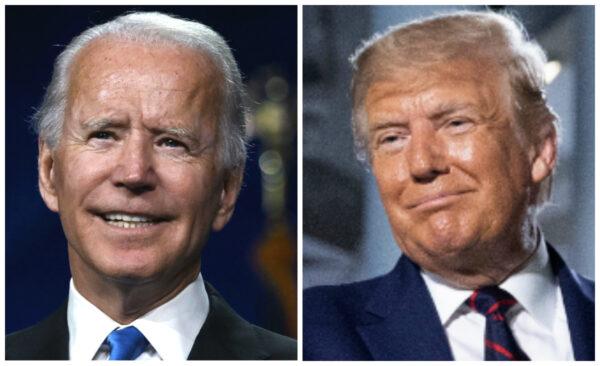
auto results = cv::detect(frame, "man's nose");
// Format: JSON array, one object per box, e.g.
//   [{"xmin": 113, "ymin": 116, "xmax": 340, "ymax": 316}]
[
  {"xmin": 406, "ymin": 126, "xmax": 449, "ymax": 183},
  {"xmin": 110, "ymin": 136, "xmax": 157, "ymax": 193}
]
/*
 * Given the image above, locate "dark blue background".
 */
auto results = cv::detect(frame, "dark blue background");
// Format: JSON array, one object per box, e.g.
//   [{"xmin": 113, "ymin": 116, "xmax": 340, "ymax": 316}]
[{"xmin": 6, "ymin": 5, "xmax": 297, "ymax": 337}]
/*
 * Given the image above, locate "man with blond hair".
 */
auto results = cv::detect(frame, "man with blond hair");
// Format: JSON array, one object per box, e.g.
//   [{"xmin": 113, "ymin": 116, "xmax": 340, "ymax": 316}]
[{"xmin": 304, "ymin": 11, "xmax": 593, "ymax": 361}]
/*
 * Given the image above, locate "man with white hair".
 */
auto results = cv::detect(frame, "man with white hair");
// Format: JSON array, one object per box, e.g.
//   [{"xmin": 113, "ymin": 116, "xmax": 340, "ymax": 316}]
[
  {"xmin": 6, "ymin": 12, "xmax": 295, "ymax": 360},
  {"xmin": 304, "ymin": 11, "xmax": 593, "ymax": 361}
]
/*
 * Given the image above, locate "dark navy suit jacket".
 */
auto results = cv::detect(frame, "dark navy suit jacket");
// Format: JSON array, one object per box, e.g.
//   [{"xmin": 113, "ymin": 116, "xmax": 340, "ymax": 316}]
[
  {"xmin": 6, "ymin": 282, "xmax": 296, "ymax": 360},
  {"xmin": 303, "ymin": 245, "xmax": 594, "ymax": 360}
]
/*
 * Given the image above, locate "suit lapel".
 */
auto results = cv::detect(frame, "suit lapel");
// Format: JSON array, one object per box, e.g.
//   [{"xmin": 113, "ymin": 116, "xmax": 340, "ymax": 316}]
[
  {"xmin": 187, "ymin": 282, "xmax": 269, "ymax": 360},
  {"xmin": 548, "ymin": 245, "xmax": 595, "ymax": 361},
  {"xmin": 355, "ymin": 256, "xmax": 453, "ymax": 360},
  {"xmin": 42, "ymin": 301, "xmax": 70, "ymax": 360},
  {"xmin": 5, "ymin": 300, "xmax": 70, "ymax": 360}
]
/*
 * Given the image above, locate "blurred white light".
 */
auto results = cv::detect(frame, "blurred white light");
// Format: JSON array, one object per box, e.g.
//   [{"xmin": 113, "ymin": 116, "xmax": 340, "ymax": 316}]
[
  {"xmin": 544, "ymin": 60, "xmax": 561, "ymax": 84},
  {"xmin": 259, "ymin": 150, "xmax": 283, "ymax": 175}
]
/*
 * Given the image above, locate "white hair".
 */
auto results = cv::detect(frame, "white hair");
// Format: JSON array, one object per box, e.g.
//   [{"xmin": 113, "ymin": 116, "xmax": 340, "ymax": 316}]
[{"xmin": 34, "ymin": 11, "xmax": 248, "ymax": 170}]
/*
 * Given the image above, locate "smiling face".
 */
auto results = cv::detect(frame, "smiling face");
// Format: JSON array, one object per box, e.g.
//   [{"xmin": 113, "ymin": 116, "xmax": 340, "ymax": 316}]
[
  {"xmin": 38, "ymin": 38, "xmax": 241, "ymax": 287},
  {"xmin": 365, "ymin": 59, "xmax": 556, "ymax": 287}
]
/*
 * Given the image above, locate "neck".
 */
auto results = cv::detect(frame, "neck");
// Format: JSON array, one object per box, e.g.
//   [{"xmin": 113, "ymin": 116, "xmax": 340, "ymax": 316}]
[{"xmin": 69, "ymin": 248, "xmax": 199, "ymax": 324}]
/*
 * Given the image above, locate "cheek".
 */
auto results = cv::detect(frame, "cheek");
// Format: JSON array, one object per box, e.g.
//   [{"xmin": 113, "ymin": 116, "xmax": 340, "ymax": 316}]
[
  {"xmin": 450, "ymin": 131, "xmax": 530, "ymax": 215},
  {"xmin": 448, "ymin": 140, "xmax": 475, "ymax": 163},
  {"xmin": 55, "ymin": 150, "xmax": 111, "ymax": 206},
  {"xmin": 158, "ymin": 162, "xmax": 222, "ymax": 216},
  {"xmin": 447, "ymin": 131, "xmax": 514, "ymax": 181},
  {"xmin": 482, "ymin": 135, "xmax": 529, "ymax": 188},
  {"xmin": 372, "ymin": 154, "xmax": 410, "ymax": 196}
]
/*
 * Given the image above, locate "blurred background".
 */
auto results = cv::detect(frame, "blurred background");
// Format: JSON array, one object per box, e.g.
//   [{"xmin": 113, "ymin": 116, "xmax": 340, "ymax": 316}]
[
  {"xmin": 303, "ymin": 6, "xmax": 594, "ymax": 288},
  {"xmin": 6, "ymin": 6, "xmax": 297, "ymax": 338}
]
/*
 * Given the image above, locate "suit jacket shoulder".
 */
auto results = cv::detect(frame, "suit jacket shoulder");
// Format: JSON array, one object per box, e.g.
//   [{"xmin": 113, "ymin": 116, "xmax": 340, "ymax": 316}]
[
  {"xmin": 5, "ymin": 282, "xmax": 296, "ymax": 361},
  {"xmin": 5, "ymin": 301, "xmax": 69, "ymax": 360},
  {"xmin": 304, "ymin": 272, "xmax": 382, "ymax": 326},
  {"xmin": 188, "ymin": 282, "xmax": 296, "ymax": 360},
  {"xmin": 303, "ymin": 277, "xmax": 386, "ymax": 360},
  {"xmin": 548, "ymin": 245, "xmax": 595, "ymax": 360},
  {"xmin": 304, "ymin": 255, "xmax": 452, "ymax": 360}
]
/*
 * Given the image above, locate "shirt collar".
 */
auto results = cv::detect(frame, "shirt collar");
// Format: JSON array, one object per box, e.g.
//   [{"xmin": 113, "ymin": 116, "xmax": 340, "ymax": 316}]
[
  {"xmin": 500, "ymin": 233, "xmax": 556, "ymax": 329},
  {"xmin": 421, "ymin": 232, "xmax": 557, "ymax": 331},
  {"xmin": 421, "ymin": 269, "xmax": 472, "ymax": 326},
  {"xmin": 68, "ymin": 274, "xmax": 209, "ymax": 360},
  {"xmin": 68, "ymin": 280, "xmax": 120, "ymax": 360}
]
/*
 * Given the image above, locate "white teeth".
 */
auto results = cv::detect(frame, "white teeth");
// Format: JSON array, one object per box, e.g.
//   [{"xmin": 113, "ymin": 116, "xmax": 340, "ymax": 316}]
[
  {"xmin": 106, "ymin": 221, "xmax": 154, "ymax": 229},
  {"xmin": 103, "ymin": 213, "xmax": 158, "ymax": 228},
  {"xmin": 104, "ymin": 213, "xmax": 153, "ymax": 223}
]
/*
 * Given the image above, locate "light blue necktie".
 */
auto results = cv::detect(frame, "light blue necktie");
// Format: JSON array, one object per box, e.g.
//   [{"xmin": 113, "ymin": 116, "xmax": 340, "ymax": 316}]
[{"xmin": 105, "ymin": 326, "xmax": 149, "ymax": 360}]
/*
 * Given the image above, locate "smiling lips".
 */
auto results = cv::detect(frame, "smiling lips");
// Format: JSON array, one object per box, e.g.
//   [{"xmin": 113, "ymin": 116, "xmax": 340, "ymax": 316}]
[
  {"xmin": 100, "ymin": 212, "xmax": 167, "ymax": 229},
  {"xmin": 407, "ymin": 190, "xmax": 473, "ymax": 210}
]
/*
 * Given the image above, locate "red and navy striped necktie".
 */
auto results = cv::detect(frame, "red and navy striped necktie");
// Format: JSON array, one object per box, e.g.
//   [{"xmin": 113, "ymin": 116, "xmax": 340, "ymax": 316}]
[{"xmin": 467, "ymin": 286, "xmax": 530, "ymax": 361}]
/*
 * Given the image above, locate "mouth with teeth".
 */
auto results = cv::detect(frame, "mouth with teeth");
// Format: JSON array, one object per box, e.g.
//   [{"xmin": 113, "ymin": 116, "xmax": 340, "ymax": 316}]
[{"xmin": 101, "ymin": 213, "xmax": 164, "ymax": 229}]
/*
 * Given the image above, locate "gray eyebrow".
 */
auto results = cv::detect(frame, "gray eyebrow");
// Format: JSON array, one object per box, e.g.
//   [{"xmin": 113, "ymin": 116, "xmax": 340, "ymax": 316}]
[
  {"xmin": 80, "ymin": 118, "xmax": 125, "ymax": 130},
  {"xmin": 81, "ymin": 119, "xmax": 197, "ymax": 138},
  {"xmin": 158, "ymin": 127, "xmax": 198, "ymax": 140}
]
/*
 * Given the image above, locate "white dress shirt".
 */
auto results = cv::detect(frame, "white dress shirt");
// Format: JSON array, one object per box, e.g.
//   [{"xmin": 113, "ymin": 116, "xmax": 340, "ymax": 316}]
[
  {"xmin": 68, "ymin": 274, "xmax": 209, "ymax": 360},
  {"xmin": 421, "ymin": 239, "xmax": 574, "ymax": 360}
]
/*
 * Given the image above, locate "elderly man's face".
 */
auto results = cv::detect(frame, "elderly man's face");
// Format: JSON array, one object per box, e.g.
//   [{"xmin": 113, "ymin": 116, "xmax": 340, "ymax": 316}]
[
  {"xmin": 365, "ymin": 59, "xmax": 555, "ymax": 286},
  {"xmin": 38, "ymin": 38, "xmax": 240, "ymax": 284}
]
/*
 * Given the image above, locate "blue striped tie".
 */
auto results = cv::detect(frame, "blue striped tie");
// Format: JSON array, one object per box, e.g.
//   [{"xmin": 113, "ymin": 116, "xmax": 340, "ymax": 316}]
[{"xmin": 106, "ymin": 326, "xmax": 149, "ymax": 360}]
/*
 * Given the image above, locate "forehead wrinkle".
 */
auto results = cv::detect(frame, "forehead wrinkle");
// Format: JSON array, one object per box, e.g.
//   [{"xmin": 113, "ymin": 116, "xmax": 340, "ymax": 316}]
[
  {"xmin": 366, "ymin": 66, "xmax": 446, "ymax": 106},
  {"xmin": 136, "ymin": 84, "xmax": 208, "ymax": 128},
  {"xmin": 71, "ymin": 37, "xmax": 215, "ymax": 99},
  {"xmin": 369, "ymin": 107, "xmax": 409, "ymax": 125}
]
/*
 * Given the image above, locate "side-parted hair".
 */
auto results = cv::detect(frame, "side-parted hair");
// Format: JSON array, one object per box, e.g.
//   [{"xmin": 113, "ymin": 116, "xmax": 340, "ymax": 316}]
[
  {"xmin": 349, "ymin": 10, "xmax": 558, "ymax": 206},
  {"xmin": 34, "ymin": 11, "xmax": 248, "ymax": 170}
]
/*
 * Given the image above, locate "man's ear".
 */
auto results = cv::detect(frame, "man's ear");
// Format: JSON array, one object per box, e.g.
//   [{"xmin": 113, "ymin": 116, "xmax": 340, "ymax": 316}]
[
  {"xmin": 211, "ymin": 166, "xmax": 244, "ymax": 231},
  {"xmin": 531, "ymin": 123, "xmax": 557, "ymax": 184},
  {"xmin": 38, "ymin": 139, "xmax": 59, "ymax": 212}
]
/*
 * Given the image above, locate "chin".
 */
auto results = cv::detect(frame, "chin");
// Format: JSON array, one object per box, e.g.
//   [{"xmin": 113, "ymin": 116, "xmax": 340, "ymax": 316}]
[
  {"xmin": 94, "ymin": 254, "xmax": 164, "ymax": 284},
  {"xmin": 416, "ymin": 233, "xmax": 470, "ymax": 257},
  {"xmin": 399, "ymin": 229, "xmax": 479, "ymax": 269},
  {"xmin": 422, "ymin": 212, "xmax": 480, "ymax": 250},
  {"xmin": 432, "ymin": 236, "xmax": 476, "ymax": 256}
]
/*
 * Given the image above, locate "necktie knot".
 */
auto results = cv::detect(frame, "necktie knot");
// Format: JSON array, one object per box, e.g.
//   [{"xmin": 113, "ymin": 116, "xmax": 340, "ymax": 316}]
[
  {"xmin": 466, "ymin": 286, "xmax": 529, "ymax": 361},
  {"xmin": 468, "ymin": 286, "xmax": 517, "ymax": 321},
  {"xmin": 106, "ymin": 326, "xmax": 149, "ymax": 360}
]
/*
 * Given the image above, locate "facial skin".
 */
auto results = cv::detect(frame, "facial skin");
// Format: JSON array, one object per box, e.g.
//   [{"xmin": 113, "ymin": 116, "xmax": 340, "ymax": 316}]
[
  {"xmin": 365, "ymin": 58, "xmax": 556, "ymax": 289},
  {"xmin": 38, "ymin": 38, "xmax": 242, "ymax": 322}
]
